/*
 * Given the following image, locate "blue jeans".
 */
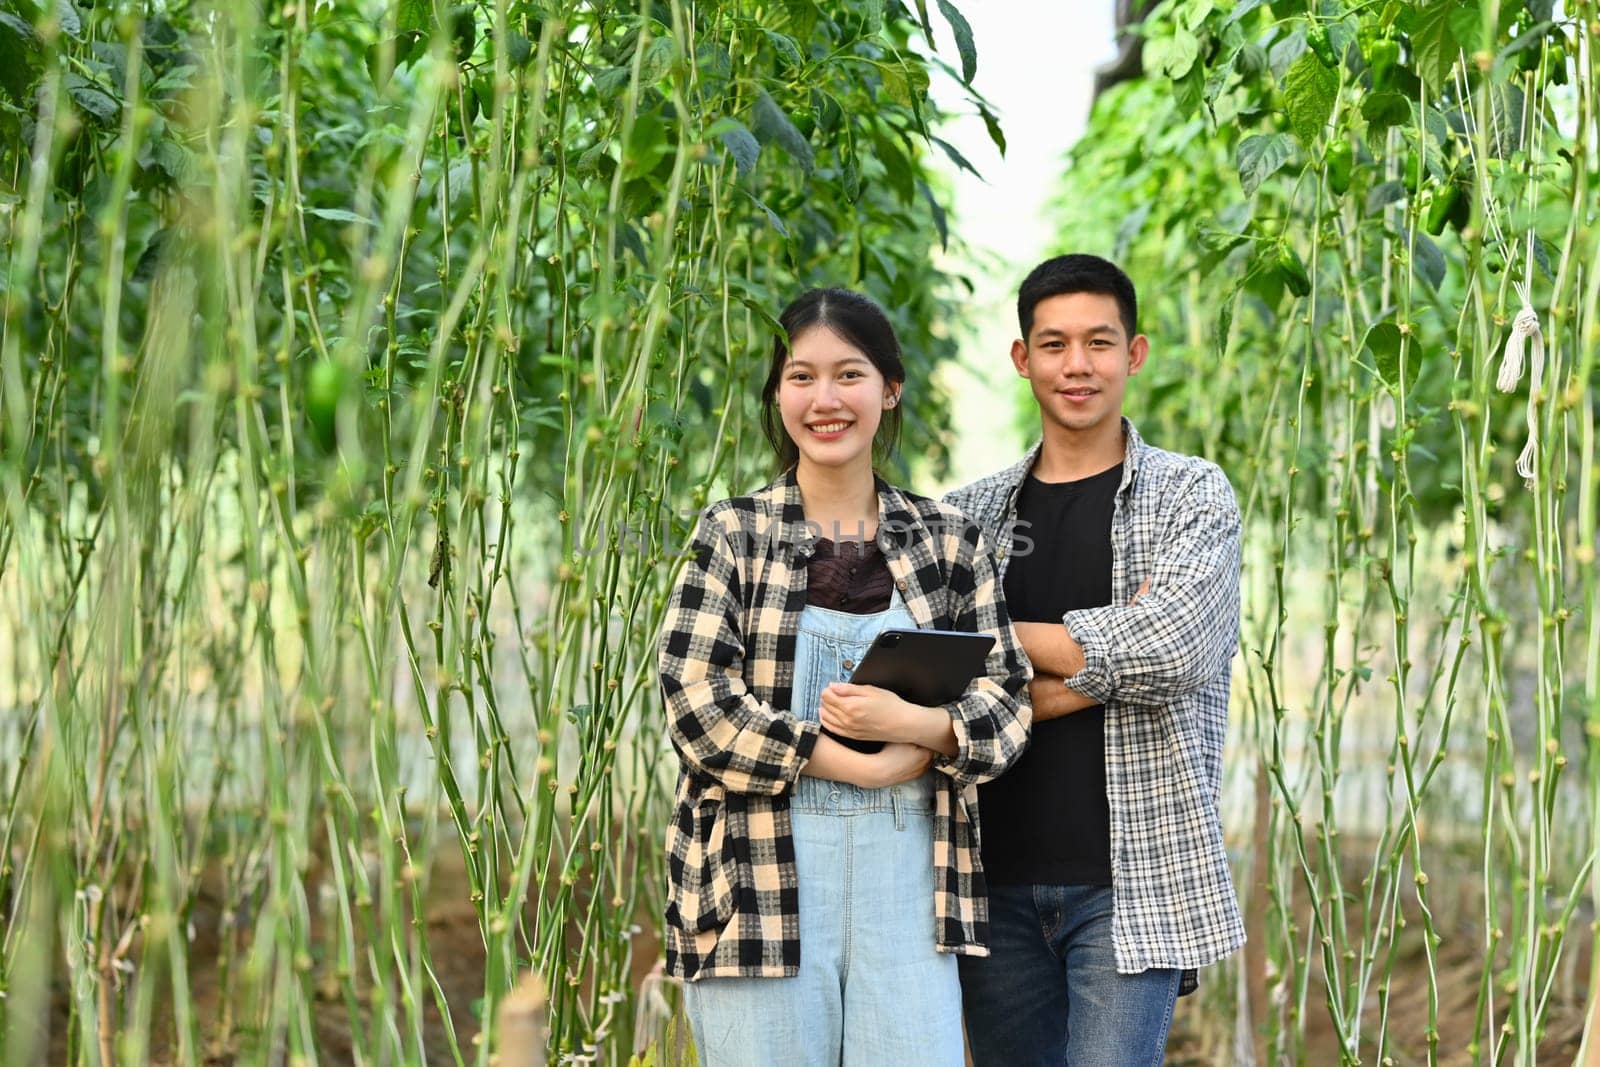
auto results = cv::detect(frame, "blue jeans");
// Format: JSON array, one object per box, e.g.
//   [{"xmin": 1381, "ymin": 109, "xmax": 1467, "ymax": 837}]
[
  {"xmin": 683, "ymin": 595, "xmax": 962, "ymax": 1066},
  {"xmin": 958, "ymin": 884, "xmax": 1180, "ymax": 1066}
]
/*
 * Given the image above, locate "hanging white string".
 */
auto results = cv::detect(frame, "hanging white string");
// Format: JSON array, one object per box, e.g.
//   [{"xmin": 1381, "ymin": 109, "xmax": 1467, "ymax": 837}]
[
  {"xmin": 1461, "ymin": 52, "xmax": 1549, "ymax": 488},
  {"xmin": 1498, "ymin": 281, "xmax": 1543, "ymax": 393},
  {"xmin": 1512, "ymin": 279, "xmax": 1546, "ymax": 487}
]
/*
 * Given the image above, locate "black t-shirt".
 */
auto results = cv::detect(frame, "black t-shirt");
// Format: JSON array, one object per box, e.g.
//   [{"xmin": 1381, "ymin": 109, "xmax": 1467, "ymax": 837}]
[{"xmin": 980, "ymin": 463, "xmax": 1122, "ymax": 887}]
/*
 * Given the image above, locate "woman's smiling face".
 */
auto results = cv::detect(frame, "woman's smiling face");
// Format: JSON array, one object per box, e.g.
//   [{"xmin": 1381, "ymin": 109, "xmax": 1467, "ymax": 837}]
[{"xmin": 777, "ymin": 326, "xmax": 899, "ymax": 473}]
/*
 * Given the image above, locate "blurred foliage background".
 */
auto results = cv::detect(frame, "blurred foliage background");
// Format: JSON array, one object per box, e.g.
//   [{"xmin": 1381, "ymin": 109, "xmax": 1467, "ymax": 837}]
[
  {"xmin": 0, "ymin": 0, "xmax": 983, "ymax": 1061},
  {"xmin": 1054, "ymin": 0, "xmax": 1599, "ymax": 1063}
]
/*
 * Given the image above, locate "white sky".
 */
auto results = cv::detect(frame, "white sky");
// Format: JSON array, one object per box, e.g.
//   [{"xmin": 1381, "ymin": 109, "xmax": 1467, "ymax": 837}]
[{"xmin": 919, "ymin": 4, "xmax": 1119, "ymax": 491}]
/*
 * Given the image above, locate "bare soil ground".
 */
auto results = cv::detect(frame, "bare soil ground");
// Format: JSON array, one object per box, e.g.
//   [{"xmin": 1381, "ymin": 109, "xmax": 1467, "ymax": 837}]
[{"xmin": 28, "ymin": 842, "xmax": 1591, "ymax": 1064}]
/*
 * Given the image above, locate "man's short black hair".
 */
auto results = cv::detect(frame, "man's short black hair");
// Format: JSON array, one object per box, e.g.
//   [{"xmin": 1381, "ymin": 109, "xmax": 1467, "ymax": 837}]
[{"xmin": 1017, "ymin": 254, "xmax": 1138, "ymax": 341}]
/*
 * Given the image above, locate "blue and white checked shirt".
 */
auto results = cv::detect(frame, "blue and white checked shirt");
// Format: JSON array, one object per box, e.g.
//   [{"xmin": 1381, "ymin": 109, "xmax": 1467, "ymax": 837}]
[{"xmin": 945, "ymin": 418, "xmax": 1246, "ymax": 973}]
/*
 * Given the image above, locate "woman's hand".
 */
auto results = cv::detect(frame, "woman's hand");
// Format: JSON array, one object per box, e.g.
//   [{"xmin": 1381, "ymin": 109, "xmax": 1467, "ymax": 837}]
[
  {"xmin": 821, "ymin": 682, "xmax": 960, "ymax": 757},
  {"xmin": 859, "ymin": 742, "xmax": 935, "ymax": 788},
  {"xmin": 818, "ymin": 682, "xmax": 910, "ymax": 743},
  {"xmin": 801, "ymin": 736, "xmax": 935, "ymax": 789}
]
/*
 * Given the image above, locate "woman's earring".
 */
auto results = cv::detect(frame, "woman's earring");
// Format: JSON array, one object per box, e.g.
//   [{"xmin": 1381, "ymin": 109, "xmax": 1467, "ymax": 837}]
[{"xmin": 886, "ymin": 394, "xmax": 898, "ymax": 408}]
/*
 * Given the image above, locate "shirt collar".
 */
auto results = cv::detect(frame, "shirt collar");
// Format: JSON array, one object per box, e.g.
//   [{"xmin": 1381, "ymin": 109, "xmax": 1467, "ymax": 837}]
[
  {"xmin": 1005, "ymin": 416, "xmax": 1146, "ymax": 512},
  {"xmin": 758, "ymin": 468, "xmax": 926, "ymax": 561}
]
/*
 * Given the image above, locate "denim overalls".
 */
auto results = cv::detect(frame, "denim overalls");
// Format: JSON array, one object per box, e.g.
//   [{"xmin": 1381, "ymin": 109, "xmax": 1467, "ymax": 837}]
[{"xmin": 683, "ymin": 591, "xmax": 964, "ymax": 1066}]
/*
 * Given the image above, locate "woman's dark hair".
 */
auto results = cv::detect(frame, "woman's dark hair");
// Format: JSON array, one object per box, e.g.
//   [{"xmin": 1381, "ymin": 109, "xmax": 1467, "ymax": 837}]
[{"xmin": 760, "ymin": 288, "xmax": 906, "ymax": 471}]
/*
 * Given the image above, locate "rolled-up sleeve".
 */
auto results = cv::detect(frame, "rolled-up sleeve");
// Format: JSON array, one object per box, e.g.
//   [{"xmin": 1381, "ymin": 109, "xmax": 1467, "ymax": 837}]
[
  {"xmin": 931, "ymin": 520, "xmax": 1032, "ymax": 786},
  {"xmin": 1063, "ymin": 465, "xmax": 1241, "ymax": 708},
  {"xmin": 659, "ymin": 510, "xmax": 819, "ymax": 795}
]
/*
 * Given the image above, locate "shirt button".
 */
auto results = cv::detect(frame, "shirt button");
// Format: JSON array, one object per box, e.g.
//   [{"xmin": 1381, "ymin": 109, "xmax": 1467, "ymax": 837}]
[
  {"xmin": 996, "ymin": 548, "xmax": 1006, "ymax": 560},
  {"xmin": 843, "ymin": 659, "xmax": 855, "ymax": 670},
  {"xmin": 896, "ymin": 579, "xmax": 908, "ymax": 591}
]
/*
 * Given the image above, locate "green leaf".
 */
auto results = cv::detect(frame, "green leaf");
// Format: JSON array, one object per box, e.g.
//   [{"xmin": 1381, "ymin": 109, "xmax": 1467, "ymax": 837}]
[
  {"xmin": 1172, "ymin": 65, "xmax": 1205, "ymax": 118},
  {"xmin": 730, "ymin": 274, "xmax": 787, "ymax": 335},
  {"xmin": 1283, "ymin": 53, "xmax": 1336, "ymax": 146},
  {"xmin": 366, "ymin": 32, "xmax": 424, "ymax": 86},
  {"xmin": 868, "ymin": 125, "xmax": 916, "ymax": 205},
  {"xmin": 448, "ymin": 3, "xmax": 474, "ymax": 57},
  {"xmin": 1365, "ymin": 179, "xmax": 1405, "ymax": 215},
  {"xmin": 1236, "ymin": 133, "xmax": 1294, "ymax": 197},
  {"xmin": 638, "ymin": 36, "xmax": 676, "ymax": 86},
  {"xmin": 935, "ymin": 0, "xmax": 977, "ymax": 84},
  {"xmin": 594, "ymin": 66, "xmax": 630, "ymax": 97},
  {"xmin": 0, "ymin": 11, "xmax": 39, "ymax": 102},
  {"xmin": 1410, "ymin": 230, "xmax": 1446, "ymax": 290},
  {"xmin": 742, "ymin": 191, "xmax": 789, "ymax": 239},
  {"xmin": 1412, "ymin": 2, "xmax": 1461, "ymax": 94},
  {"xmin": 56, "ymin": 1, "xmax": 82, "ymax": 39},
  {"xmin": 152, "ymin": 64, "xmax": 199, "ymax": 95},
  {"xmin": 1234, "ymin": 42, "xmax": 1266, "ymax": 76},
  {"xmin": 152, "ymin": 140, "xmax": 193, "ymax": 182},
  {"xmin": 1363, "ymin": 320, "xmax": 1421, "ymax": 392},
  {"xmin": 1115, "ymin": 202, "xmax": 1153, "ymax": 259},
  {"xmin": 1268, "ymin": 29, "xmax": 1307, "ymax": 81},
  {"xmin": 751, "ymin": 91, "xmax": 813, "ymax": 174},
  {"xmin": 399, "ymin": 0, "xmax": 431, "ymax": 36},
  {"xmin": 1447, "ymin": 1, "xmax": 1483, "ymax": 53},
  {"xmin": 1224, "ymin": 0, "xmax": 1270, "ymax": 27},
  {"xmin": 879, "ymin": 59, "xmax": 930, "ymax": 108},
  {"xmin": 505, "ymin": 29, "xmax": 532, "ymax": 67},
  {"xmin": 1146, "ymin": 28, "xmax": 1201, "ymax": 80},
  {"xmin": 841, "ymin": 149, "xmax": 861, "ymax": 202},
  {"xmin": 762, "ymin": 29, "xmax": 803, "ymax": 69},
  {"xmin": 1488, "ymin": 82, "xmax": 1524, "ymax": 157},
  {"xmin": 65, "ymin": 75, "xmax": 118, "ymax": 124},
  {"xmin": 862, "ymin": 0, "xmax": 883, "ymax": 36},
  {"xmin": 932, "ymin": 136, "xmax": 980, "ymax": 179},
  {"xmin": 706, "ymin": 116, "xmax": 759, "ymax": 177},
  {"xmin": 918, "ymin": 179, "xmax": 948, "ymax": 251},
  {"xmin": 305, "ymin": 207, "xmax": 376, "ymax": 227},
  {"xmin": 0, "ymin": 11, "xmax": 35, "ymax": 40},
  {"xmin": 978, "ymin": 102, "xmax": 1006, "ymax": 156},
  {"xmin": 1360, "ymin": 91, "xmax": 1411, "ymax": 132},
  {"xmin": 1363, "ymin": 321, "xmax": 1403, "ymax": 386},
  {"xmin": 576, "ymin": 141, "xmax": 613, "ymax": 180}
]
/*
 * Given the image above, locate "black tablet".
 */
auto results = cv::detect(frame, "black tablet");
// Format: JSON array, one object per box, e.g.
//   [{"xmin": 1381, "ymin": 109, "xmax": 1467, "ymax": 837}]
[{"xmin": 823, "ymin": 629, "xmax": 996, "ymax": 754}]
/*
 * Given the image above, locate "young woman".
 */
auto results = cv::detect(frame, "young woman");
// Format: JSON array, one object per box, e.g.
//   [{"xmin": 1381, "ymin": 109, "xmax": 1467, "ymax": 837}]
[{"xmin": 659, "ymin": 288, "xmax": 1032, "ymax": 1065}]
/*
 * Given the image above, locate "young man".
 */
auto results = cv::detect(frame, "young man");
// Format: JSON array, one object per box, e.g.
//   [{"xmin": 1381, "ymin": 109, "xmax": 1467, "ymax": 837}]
[{"xmin": 946, "ymin": 254, "xmax": 1245, "ymax": 1063}]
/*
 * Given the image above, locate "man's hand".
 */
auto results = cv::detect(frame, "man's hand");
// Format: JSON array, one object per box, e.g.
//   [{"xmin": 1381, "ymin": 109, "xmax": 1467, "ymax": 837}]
[
  {"xmin": 1013, "ymin": 579, "xmax": 1152, "ymax": 678},
  {"xmin": 1028, "ymin": 674, "xmax": 1099, "ymax": 722},
  {"xmin": 1013, "ymin": 622, "xmax": 1084, "ymax": 678}
]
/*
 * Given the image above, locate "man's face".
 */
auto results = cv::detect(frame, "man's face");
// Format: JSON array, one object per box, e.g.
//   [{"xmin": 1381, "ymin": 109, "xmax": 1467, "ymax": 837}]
[{"xmin": 1011, "ymin": 291, "xmax": 1147, "ymax": 438}]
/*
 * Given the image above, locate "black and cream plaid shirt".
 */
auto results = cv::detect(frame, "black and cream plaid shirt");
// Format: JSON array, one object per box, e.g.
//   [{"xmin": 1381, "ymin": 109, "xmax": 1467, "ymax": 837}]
[
  {"xmin": 659, "ymin": 470, "xmax": 1033, "ymax": 980},
  {"xmin": 945, "ymin": 418, "xmax": 1246, "ymax": 973}
]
